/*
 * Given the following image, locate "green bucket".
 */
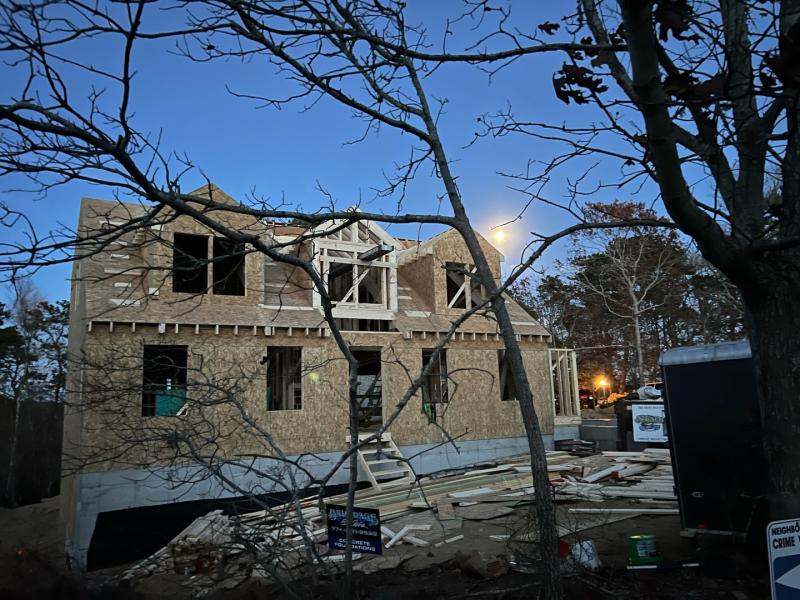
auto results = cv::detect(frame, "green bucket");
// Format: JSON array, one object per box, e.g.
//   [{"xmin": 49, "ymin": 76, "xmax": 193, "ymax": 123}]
[{"xmin": 628, "ymin": 534, "xmax": 663, "ymax": 566}]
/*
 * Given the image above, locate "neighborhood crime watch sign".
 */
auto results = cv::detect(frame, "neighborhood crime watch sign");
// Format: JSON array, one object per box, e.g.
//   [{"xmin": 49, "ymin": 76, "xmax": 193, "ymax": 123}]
[
  {"xmin": 326, "ymin": 504, "xmax": 382, "ymax": 556},
  {"xmin": 768, "ymin": 518, "xmax": 800, "ymax": 599}
]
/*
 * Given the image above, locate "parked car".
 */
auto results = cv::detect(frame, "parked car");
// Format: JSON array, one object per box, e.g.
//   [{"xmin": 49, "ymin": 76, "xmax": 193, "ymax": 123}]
[{"xmin": 579, "ymin": 388, "xmax": 596, "ymax": 409}]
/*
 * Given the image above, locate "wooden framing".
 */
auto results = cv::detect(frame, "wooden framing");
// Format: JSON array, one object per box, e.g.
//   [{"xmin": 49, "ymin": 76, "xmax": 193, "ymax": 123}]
[
  {"xmin": 310, "ymin": 219, "xmax": 400, "ymax": 317},
  {"xmin": 549, "ymin": 348, "xmax": 580, "ymax": 418}
]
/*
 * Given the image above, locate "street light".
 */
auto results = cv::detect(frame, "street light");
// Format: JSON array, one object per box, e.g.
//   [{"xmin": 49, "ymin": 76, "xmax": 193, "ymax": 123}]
[{"xmin": 595, "ymin": 375, "xmax": 610, "ymax": 402}]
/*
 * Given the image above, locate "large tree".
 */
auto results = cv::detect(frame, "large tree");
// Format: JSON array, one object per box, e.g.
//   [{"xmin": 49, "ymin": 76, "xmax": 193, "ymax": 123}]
[
  {"xmin": 578, "ymin": 0, "xmax": 800, "ymax": 519},
  {"xmin": 461, "ymin": 0, "xmax": 800, "ymax": 520},
  {"xmin": 0, "ymin": 284, "xmax": 68, "ymax": 505},
  {"xmin": 513, "ymin": 233, "xmax": 744, "ymax": 392}
]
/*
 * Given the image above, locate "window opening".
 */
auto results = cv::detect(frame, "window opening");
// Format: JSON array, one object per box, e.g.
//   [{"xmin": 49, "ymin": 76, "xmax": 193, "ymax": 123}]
[
  {"xmin": 212, "ymin": 237, "xmax": 246, "ymax": 296},
  {"xmin": 498, "ymin": 349, "xmax": 517, "ymax": 401},
  {"xmin": 445, "ymin": 262, "xmax": 467, "ymax": 309},
  {"xmin": 353, "ymin": 351, "xmax": 382, "ymax": 431},
  {"xmin": 357, "ymin": 266, "xmax": 383, "ymax": 304},
  {"xmin": 421, "ymin": 349, "xmax": 449, "ymax": 423},
  {"xmin": 266, "ymin": 346, "xmax": 302, "ymax": 410},
  {"xmin": 328, "ymin": 263, "xmax": 354, "ymax": 302},
  {"xmin": 173, "ymin": 233, "xmax": 208, "ymax": 294},
  {"xmin": 142, "ymin": 345, "xmax": 188, "ymax": 417}
]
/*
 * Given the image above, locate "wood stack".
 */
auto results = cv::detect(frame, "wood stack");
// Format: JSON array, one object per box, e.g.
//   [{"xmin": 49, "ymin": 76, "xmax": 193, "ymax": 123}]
[
  {"xmin": 168, "ymin": 510, "xmax": 233, "ymax": 574},
  {"xmin": 119, "ymin": 448, "xmax": 677, "ymax": 592},
  {"xmin": 556, "ymin": 448, "xmax": 676, "ymax": 502}
]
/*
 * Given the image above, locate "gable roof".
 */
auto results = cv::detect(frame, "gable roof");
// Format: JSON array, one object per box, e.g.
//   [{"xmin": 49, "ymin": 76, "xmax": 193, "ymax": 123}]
[
  {"xmin": 309, "ymin": 211, "xmax": 401, "ymax": 248},
  {"xmin": 186, "ymin": 182, "xmax": 241, "ymax": 207}
]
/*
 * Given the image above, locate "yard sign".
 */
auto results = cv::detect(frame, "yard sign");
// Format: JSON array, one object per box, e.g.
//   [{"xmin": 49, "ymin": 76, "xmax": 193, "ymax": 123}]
[
  {"xmin": 326, "ymin": 503, "xmax": 382, "ymax": 555},
  {"xmin": 631, "ymin": 403, "xmax": 668, "ymax": 443},
  {"xmin": 768, "ymin": 518, "xmax": 800, "ymax": 599}
]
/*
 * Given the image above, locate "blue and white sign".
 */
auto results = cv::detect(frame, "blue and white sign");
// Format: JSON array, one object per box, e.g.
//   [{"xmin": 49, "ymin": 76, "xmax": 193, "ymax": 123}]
[
  {"xmin": 326, "ymin": 503, "xmax": 382, "ymax": 556},
  {"xmin": 768, "ymin": 518, "xmax": 800, "ymax": 599}
]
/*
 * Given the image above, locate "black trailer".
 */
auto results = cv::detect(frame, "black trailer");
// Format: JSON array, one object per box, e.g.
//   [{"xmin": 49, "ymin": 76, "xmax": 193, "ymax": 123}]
[{"xmin": 660, "ymin": 340, "xmax": 765, "ymax": 537}]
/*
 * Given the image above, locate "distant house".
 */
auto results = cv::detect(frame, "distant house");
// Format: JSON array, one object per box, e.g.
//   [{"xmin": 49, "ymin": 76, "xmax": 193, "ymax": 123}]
[{"xmin": 61, "ymin": 184, "xmax": 580, "ymax": 568}]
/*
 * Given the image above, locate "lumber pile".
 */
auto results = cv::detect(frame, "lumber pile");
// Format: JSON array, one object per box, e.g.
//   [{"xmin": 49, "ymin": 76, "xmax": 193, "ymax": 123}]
[
  {"xmin": 118, "ymin": 447, "xmax": 677, "ymax": 594},
  {"xmin": 169, "ymin": 510, "xmax": 233, "ymax": 574},
  {"xmin": 555, "ymin": 439, "xmax": 598, "ymax": 456},
  {"xmin": 556, "ymin": 448, "xmax": 676, "ymax": 502}
]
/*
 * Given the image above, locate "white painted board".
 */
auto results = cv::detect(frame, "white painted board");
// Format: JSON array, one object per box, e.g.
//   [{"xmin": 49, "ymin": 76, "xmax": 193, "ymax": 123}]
[{"xmin": 631, "ymin": 403, "xmax": 667, "ymax": 443}]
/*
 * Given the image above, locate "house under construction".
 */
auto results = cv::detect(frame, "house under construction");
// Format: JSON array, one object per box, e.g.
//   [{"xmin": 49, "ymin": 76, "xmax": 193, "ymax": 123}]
[{"xmin": 61, "ymin": 185, "xmax": 581, "ymax": 568}]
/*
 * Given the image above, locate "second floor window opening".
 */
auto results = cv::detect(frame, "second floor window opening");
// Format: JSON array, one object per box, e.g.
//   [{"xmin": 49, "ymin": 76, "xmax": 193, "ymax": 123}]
[
  {"xmin": 321, "ymin": 247, "xmax": 393, "ymax": 310},
  {"xmin": 445, "ymin": 262, "xmax": 485, "ymax": 310},
  {"xmin": 212, "ymin": 237, "xmax": 246, "ymax": 296},
  {"xmin": 173, "ymin": 233, "xmax": 208, "ymax": 294}
]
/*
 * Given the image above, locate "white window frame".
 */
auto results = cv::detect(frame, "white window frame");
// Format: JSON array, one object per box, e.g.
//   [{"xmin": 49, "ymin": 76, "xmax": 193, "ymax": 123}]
[{"xmin": 310, "ymin": 219, "xmax": 399, "ymax": 318}]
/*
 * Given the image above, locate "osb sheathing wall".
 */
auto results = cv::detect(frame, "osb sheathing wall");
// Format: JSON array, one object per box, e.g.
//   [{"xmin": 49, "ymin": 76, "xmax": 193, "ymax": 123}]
[
  {"xmin": 382, "ymin": 341, "xmax": 553, "ymax": 445},
  {"xmin": 61, "ymin": 260, "xmax": 89, "ymax": 546},
  {"xmin": 397, "ymin": 253, "xmax": 436, "ymax": 309},
  {"xmin": 79, "ymin": 192, "xmax": 268, "ymax": 318},
  {"xmin": 74, "ymin": 328, "xmax": 552, "ymax": 473},
  {"xmin": 426, "ymin": 229, "xmax": 503, "ymax": 317}
]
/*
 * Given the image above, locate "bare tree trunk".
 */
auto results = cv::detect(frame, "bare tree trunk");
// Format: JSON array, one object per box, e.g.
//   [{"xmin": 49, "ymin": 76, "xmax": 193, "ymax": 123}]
[
  {"xmin": 5, "ymin": 394, "xmax": 21, "ymax": 506},
  {"xmin": 618, "ymin": 0, "xmax": 800, "ymax": 524},
  {"xmin": 407, "ymin": 62, "xmax": 563, "ymax": 596},
  {"xmin": 632, "ymin": 309, "xmax": 644, "ymax": 388},
  {"xmin": 746, "ymin": 266, "xmax": 800, "ymax": 519},
  {"xmin": 342, "ymin": 361, "xmax": 360, "ymax": 598}
]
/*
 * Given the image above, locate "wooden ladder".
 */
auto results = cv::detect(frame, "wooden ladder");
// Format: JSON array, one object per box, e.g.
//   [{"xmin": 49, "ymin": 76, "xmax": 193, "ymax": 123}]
[{"xmin": 352, "ymin": 432, "xmax": 416, "ymax": 491}]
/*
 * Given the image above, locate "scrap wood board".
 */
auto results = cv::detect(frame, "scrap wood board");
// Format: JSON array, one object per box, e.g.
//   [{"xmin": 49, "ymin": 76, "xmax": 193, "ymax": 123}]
[{"xmin": 457, "ymin": 503, "xmax": 515, "ymax": 521}]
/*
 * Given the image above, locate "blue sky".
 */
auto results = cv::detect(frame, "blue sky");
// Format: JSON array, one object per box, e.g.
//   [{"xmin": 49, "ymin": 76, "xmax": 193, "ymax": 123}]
[{"xmin": 1, "ymin": 2, "xmax": 657, "ymax": 301}]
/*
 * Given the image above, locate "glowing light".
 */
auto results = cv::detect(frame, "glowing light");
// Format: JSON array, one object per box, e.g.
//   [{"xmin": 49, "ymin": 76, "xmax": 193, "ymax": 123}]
[
  {"xmin": 494, "ymin": 229, "xmax": 507, "ymax": 243},
  {"xmin": 595, "ymin": 376, "xmax": 609, "ymax": 389}
]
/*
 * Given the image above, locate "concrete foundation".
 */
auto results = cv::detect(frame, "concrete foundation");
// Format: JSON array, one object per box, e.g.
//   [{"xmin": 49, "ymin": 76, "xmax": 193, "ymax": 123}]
[
  {"xmin": 553, "ymin": 424, "xmax": 580, "ymax": 440},
  {"xmin": 579, "ymin": 419, "xmax": 618, "ymax": 451}
]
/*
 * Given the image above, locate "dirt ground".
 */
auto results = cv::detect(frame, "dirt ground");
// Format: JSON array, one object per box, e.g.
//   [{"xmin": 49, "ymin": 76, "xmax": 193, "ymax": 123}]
[{"xmin": 0, "ymin": 493, "xmax": 771, "ymax": 599}]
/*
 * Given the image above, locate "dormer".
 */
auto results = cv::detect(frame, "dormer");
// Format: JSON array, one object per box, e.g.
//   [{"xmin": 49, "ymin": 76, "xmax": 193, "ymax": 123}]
[
  {"xmin": 310, "ymin": 218, "xmax": 399, "ymax": 320},
  {"xmin": 397, "ymin": 228, "xmax": 503, "ymax": 316}
]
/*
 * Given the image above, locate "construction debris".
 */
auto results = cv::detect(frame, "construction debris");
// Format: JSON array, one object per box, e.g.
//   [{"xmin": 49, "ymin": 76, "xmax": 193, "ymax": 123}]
[
  {"xmin": 385, "ymin": 524, "xmax": 431, "ymax": 548},
  {"xmin": 568, "ymin": 508, "xmax": 679, "ymax": 515},
  {"xmin": 117, "ymin": 445, "xmax": 679, "ymax": 596},
  {"xmin": 555, "ymin": 439, "xmax": 598, "ymax": 456},
  {"xmin": 434, "ymin": 534, "xmax": 465, "ymax": 548},
  {"xmin": 555, "ymin": 448, "xmax": 675, "ymax": 502},
  {"xmin": 457, "ymin": 504, "xmax": 515, "ymax": 521},
  {"xmin": 456, "ymin": 549, "xmax": 508, "ymax": 579},
  {"xmin": 168, "ymin": 510, "xmax": 232, "ymax": 575}
]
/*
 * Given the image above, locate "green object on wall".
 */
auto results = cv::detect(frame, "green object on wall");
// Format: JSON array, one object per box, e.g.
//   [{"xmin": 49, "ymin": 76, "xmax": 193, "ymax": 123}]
[
  {"xmin": 155, "ymin": 387, "xmax": 187, "ymax": 416},
  {"xmin": 422, "ymin": 402, "xmax": 436, "ymax": 424}
]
